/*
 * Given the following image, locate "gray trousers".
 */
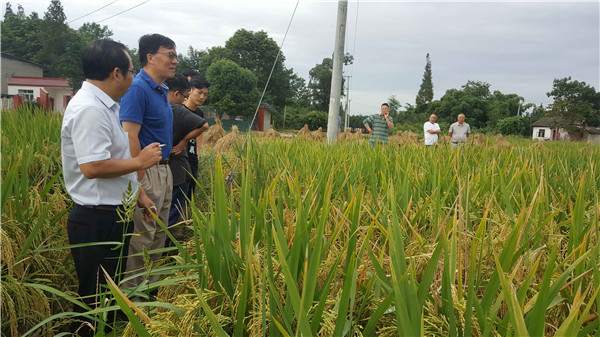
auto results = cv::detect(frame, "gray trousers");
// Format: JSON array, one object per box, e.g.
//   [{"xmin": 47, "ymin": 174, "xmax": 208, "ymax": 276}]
[{"xmin": 124, "ymin": 163, "xmax": 172, "ymax": 288}]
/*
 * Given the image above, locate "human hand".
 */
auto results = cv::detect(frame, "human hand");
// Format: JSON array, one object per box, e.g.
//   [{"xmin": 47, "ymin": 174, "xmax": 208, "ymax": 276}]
[
  {"xmin": 137, "ymin": 190, "xmax": 156, "ymax": 224},
  {"xmin": 137, "ymin": 143, "xmax": 162, "ymax": 169},
  {"xmin": 171, "ymin": 140, "xmax": 186, "ymax": 155}
]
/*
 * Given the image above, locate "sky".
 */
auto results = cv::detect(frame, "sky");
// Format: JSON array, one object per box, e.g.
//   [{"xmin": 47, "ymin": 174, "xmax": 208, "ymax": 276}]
[{"xmin": 10, "ymin": 0, "xmax": 600, "ymax": 115}]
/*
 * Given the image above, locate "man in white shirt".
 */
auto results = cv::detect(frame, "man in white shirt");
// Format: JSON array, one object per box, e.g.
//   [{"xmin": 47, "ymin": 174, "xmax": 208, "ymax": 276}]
[
  {"xmin": 424, "ymin": 113, "xmax": 441, "ymax": 147},
  {"xmin": 61, "ymin": 39, "xmax": 162, "ymax": 335}
]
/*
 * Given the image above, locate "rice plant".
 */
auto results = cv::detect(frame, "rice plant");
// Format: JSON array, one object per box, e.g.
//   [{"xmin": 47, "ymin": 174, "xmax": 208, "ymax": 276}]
[{"xmin": 1, "ymin": 107, "xmax": 598, "ymax": 336}]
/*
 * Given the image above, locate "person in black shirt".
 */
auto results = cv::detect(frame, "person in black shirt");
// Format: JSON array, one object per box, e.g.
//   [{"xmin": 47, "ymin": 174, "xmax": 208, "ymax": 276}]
[
  {"xmin": 164, "ymin": 75, "xmax": 207, "ymax": 243},
  {"xmin": 183, "ymin": 77, "xmax": 210, "ymax": 200}
]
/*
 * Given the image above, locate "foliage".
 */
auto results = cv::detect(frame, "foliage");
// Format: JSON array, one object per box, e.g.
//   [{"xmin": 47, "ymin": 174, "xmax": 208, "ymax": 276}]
[
  {"xmin": 424, "ymin": 80, "xmax": 531, "ymax": 130},
  {"xmin": 224, "ymin": 29, "xmax": 292, "ymax": 109},
  {"xmin": 273, "ymin": 106, "xmax": 328, "ymax": 130},
  {"xmin": 387, "ymin": 94, "xmax": 402, "ymax": 121},
  {"xmin": 307, "ymin": 54, "xmax": 352, "ymax": 112},
  {"xmin": 176, "ymin": 46, "xmax": 206, "ymax": 76},
  {"xmin": 77, "ymin": 22, "xmax": 113, "ymax": 47},
  {"xmin": 547, "ymin": 76, "xmax": 600, "ymax": 132},
  {"xmin": 205, "ymin": 59, "xmax": 260, "ymax": 118},
  {"xmin": 416, "ymin": 53, "xmax": 433, "ymax": 114},
  {"xmin": 308, "ymin": 57, "xmax": 334, "ymax": 111},
  {"xmin": 496, "ymin": 115, "xmax": 526, "ymax": 135},
  {"xmin": 1, "ymin": 1, "xmax": 113, "ymax": 90}
]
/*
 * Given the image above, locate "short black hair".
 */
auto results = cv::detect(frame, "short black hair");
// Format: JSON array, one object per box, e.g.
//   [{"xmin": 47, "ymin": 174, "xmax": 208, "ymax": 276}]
[
  {"xmin": 189, "ymin": 76, "xmax": 211, "ymax": 90},
  {"xmin": 165, "ymin": 74, "xmax": 191, "ymax": 93},
  {"xmin": 82, "ymin": 39, "xmax": 130, "ymax": 81},
  {"xmin": 381, "ymin": 103, "xmax": 389, "ymax": 107},
  {"xmin": 138, "ymin": 33, "xmax": 176, "ymax": 67},
  {"xmin": 182, "ymin": 70, "xmax": 199, "ymax": 78}
]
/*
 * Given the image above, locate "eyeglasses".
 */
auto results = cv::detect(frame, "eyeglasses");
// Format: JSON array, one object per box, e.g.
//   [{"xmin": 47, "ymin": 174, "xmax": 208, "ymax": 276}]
[
  {"xmin": 155, "ymin": 52, "xmax": 178, "ymax": 60},
  {"xmin": 176, "ymin": 90, "xmax": 190, "ymax": 98},
  {"xmin": 124, "ymin": 68, "xmax": 138, "ymax": 75}
]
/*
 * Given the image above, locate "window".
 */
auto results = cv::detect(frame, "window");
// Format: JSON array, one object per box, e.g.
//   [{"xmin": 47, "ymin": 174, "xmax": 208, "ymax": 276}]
[
  {"xmin": 537, "ymin": 129, "xmax": 545, "ymax": 138},
  {"xmin": 18, "ymin": 89, "xmax": 34, "ymax": 102}
]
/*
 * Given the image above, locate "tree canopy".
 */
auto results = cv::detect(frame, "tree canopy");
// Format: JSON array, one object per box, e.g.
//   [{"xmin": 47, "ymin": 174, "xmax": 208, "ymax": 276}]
[{"xmin": 547, "ymin": 77, "xmax": 600, "ymax": 131}]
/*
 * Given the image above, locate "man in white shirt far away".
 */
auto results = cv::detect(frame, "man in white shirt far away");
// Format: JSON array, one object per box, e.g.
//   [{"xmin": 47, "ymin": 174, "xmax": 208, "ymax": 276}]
[{"xmin": 424, "ymin": 113, "xmax": 441, "ymax": 147}]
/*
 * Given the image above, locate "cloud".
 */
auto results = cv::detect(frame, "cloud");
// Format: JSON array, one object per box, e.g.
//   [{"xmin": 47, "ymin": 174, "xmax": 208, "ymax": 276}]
[{"xmin": 14, "ymin": 0, "xmax": 599, "ymax": 112}]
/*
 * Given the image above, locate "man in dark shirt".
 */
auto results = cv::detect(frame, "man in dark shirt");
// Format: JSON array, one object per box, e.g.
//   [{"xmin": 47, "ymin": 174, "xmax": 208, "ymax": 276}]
[
  {"xmin": 183, "ymin": 77, "xmax": 210, "ymax": 200},
  {"xmin": 164, "ymin": 74, "xmax": 207, "ymax": 244}
]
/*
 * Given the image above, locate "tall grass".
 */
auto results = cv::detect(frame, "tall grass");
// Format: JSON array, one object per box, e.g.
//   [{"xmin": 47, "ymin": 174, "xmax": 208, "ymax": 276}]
[{"xmin": 2, "ymin": 107, "xmax": 598, "ymax": 336}]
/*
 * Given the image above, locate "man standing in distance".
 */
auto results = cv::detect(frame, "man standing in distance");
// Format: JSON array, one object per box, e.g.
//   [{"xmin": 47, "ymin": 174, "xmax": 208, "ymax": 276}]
[
  {"xmin": 363, "ymin": 103, "xmax": 394, "ymax": 147},
  {"xmin": 424, "ymin": 113, "xmax": 441, "ymax": 147},
  {"xmin": 183, "ymin": 77, "xmax": 210, "ymax": 200},
  {"xmin": 120, "ymin": 34, "xmax": 178, "ymax": 288},
  {"xmin": 61, "ymin": 39, "xmax": 161, "ymax": 334},
  {"xmin": 448, "ymin": 113, "xmax": 471, "ymax": 149}
]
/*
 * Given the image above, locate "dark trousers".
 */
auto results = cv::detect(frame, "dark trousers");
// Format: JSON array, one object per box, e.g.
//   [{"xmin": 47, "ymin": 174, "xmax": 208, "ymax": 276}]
[
  {"xmin": 186, "ymin": 161, "xmax": 198, "ymax": 201},
  {"xmin": 168, "ymin": 181, "xmax": 190, "ymax": 228},
  {"xmin": 67, "ymin": 204, "xmax": 132, "ymax": 313}
]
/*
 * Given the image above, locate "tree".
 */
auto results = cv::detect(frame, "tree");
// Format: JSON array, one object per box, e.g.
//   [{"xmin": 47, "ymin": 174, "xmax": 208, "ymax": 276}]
[
  {"xmin": 547, "ymin": 77, "xmax": 600, "ymax": 132},
  {"xmin": 205, "ymin": 59, "xmax": 260, "ymax": 118},
  {"xmin": 4, "ymin": 2, "xmax": 13, "ymax": 17},
  {"xmin": 199, "ymin": 46, "xmax": 229, "ymax": 78},
  {"xmin": 416, "ymin": 53, "xmax": 433, "ymax": 114},
  {"xmin": 497, "ymin": 115, "xmax": 526, "ymax": 135},
  {"xmin": 177, "ymin": 46, "xmax": 206, "ymax": 76},
  {"xmin": 308, "ymin": 57, "xmax": 333, "ymax": 111},
  {"xmin": 36, "ymin": 0, "xmax": 70, "ymax": 75},
  {"xmin": 1, "ymin": 5, "xmax": 43, "ymax": 61},
  {"xmin": 387, "ymin": 95, "xmax": 402, "ymax": 120},
  {"xmin": 78, "ymin": 22, "xmax": 112, "ymax": 47},
  {"xmin": 224, "ymin": 29, "xmax": 292, "ymax": 109}
]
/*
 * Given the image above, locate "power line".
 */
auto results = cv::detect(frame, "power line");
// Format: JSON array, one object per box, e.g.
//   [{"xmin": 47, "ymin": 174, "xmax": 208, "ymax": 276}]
[
  {"xmin": 225, "ymin": 0, "xmax": 300, "ymax": 187},
  {"xmin": 2, "ymin": 0, "xmax": 119, "ymax": 50},
  {"xmin": 96, "ymin": 0, "xmax": 149, "ymax": 24},
  {"xmin": 1, "ymin": 0, "xmax": 149, "ymax": 53},
  {"xmin": 67, "ymin": 0, "xmax": 119, "ymax": 25}
]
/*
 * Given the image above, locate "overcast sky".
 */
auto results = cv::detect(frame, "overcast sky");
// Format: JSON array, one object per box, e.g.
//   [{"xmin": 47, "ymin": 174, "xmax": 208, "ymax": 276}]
[{"xmin": 11, "ymin": 0, "xmax": 600, "ymax": 115}]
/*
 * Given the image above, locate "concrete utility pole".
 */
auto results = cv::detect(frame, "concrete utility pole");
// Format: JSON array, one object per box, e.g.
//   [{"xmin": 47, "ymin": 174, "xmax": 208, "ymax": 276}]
[{"xmin": 327, "ymin": 0, "xmax": 348, "ymax": 144}]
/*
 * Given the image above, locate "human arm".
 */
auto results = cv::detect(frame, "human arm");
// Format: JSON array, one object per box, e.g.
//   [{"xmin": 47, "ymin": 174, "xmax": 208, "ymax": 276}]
[
  {"xmin": 79, "ymin": 142, "xmax": 161, "ymax": 179},
  {"xmin": 172, "ymin": 123, "xmax": 208, "ymax": 155},
  {"xmin": 137, "ymin": 187, "xmax": 156, "ymax": 223},
  {"xmin": 384, "ymin": 113, "xmax": 394, "ymax": 129},
  {"xmin": 425, "ymin": 124, "xmax": 441, "ymax": 134},
  {"xmin": 363, "ymin": 116, "xmax": 374, "ymax": 134}
]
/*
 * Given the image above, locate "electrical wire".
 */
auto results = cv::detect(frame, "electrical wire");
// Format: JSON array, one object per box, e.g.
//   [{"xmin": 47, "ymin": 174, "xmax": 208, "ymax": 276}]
[
  {"xmin": 1, "ymin": 0, "xmax": 149, "ymax": 53},
  {"xmin": 225, "ymin": 0, "xmax": 300, "ymax": 187}
]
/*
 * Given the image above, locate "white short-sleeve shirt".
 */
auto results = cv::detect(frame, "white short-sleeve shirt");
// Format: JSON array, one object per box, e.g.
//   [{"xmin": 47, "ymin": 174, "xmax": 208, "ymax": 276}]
[
  {"xmin": 423, "ymin": 121, "xmax": 440, "ymax": 145},
  {"xmin": 61, "ymin": 81, "xmax": 138, "ymax": 206}
]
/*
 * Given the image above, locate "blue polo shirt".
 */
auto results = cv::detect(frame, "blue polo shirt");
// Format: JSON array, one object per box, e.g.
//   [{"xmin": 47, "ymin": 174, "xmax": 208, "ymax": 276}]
[{"xmin": 119, "ymin": 69, "xmax": 173, "ymax": 158}]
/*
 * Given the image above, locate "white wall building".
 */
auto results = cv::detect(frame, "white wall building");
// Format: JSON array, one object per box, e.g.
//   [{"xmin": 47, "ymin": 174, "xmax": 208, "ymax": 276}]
[{"xmin": 531, "ymin": 117, "xmax": 569, "ymax": 141}]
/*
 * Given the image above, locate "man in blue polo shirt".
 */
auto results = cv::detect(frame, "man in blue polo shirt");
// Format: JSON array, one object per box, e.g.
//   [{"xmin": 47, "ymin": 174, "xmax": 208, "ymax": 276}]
[{"xmin": 120, "ymin": 33, "xmax": 178, "ymax": 288}]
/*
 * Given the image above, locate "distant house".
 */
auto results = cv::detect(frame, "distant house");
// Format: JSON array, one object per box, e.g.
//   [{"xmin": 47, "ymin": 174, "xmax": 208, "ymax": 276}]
[
  {"xmin": 582, "ymin": 126, "xmax": 600, "ymax": 143},
  {"xmin": 1, "ymin": 53, "xmax": 72, "ymax": 113},
  {"xmin": 531, "ymin": 117, "xmax": 600, "ymax": 143},
  {"xmin": 530, "ymin": 117, "xmax": 569, "ymax": 141},
  {"xmin": 257, "ymin": 102, "xmax": 277, "ymax": 131}
]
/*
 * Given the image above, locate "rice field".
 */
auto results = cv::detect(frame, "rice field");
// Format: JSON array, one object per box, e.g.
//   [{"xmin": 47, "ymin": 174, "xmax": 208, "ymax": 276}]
[{"xmin": 1, "ymin": 107, "xmax": 599, "ymax": 336}]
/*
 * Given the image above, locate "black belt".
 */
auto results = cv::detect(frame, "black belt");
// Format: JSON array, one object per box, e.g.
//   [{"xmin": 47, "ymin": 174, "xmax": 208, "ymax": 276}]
[
  {"xmin": 159, "ymin": 158, "xmax": 170, "ymax": 165},
  {"xmin": 75, "ymin": 203, "xmax": 121, "ymax": 212}
]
